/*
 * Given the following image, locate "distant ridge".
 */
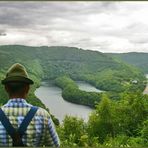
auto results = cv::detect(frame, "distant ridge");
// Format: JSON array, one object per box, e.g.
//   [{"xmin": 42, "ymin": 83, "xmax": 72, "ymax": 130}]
[{"xmin": 107, "ymin": 52, "xmax": 148, "ymax": 73}]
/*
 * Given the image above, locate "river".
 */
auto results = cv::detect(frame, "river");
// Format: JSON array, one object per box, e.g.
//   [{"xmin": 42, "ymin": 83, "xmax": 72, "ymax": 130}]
[
  {"xmin": 76, "ymin": 81, "xmax": 103, "ymax": 92},
  {"xmin": 35, "ymin": 75, "xmax": 148, "ymax": 123},
  {"xmin": 35, "ymin": 81, "xmax": 101, "ymax": 123}
]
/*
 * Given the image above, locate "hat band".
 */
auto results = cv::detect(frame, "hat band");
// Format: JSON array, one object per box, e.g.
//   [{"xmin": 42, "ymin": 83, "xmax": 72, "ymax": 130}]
[{"xmin": 1, "ymin": 76, "xmax": 34, "ymax": 85}]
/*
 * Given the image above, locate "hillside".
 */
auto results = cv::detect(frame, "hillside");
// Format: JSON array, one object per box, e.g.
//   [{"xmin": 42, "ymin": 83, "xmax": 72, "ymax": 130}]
[
  {"xmin": 0, "ymin": 45, "xmax": 147, "ymax": 147},
  {"xmin": 107, "ymin": 52, "xmax": 148, "ymax": 74},
  {"xmin": 0, "ymin": 45, "xmax": 144, "ymax": 90},
  {"xmin": 0, "ymin": 45, "xmax": 146, "ymax": 106}
]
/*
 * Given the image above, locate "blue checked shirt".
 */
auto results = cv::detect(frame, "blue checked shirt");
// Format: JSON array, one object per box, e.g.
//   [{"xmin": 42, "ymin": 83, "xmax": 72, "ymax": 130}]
[{"xmin": 0, "ymin": 98, "xmax": 60, "ymax": 147}]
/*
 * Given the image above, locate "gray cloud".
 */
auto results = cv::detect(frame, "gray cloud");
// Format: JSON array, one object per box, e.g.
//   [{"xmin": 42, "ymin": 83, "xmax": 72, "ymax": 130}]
[
  {"xmin": 0, "ymin": 33, "xmax": 6, "ymax": 36},
  {"xmin": 0, "ymin": 2, "xmax": 114, "ymax": 27},
  {"xmin": 0, "ymin": 1, "xmax": 148, "ymax": 53}
]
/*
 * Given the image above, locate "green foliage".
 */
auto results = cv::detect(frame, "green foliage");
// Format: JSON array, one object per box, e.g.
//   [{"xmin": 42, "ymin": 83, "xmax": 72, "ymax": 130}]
[
  {"xmin": 0, "ymin": 45, "xmax": 147, "ymax": 147},
  {"xmin": 104, "ymin": 135, "xmax": 144, "ymax": 147},
  {"xmin": 55, "ymin": 75, "xmax": 78, "ymax": 89},
  {"xmin": 58, "ymin": 116, "xmax": 86, "ymax": 146},
  {"xmin": 141, "ymin": 120, "xmax": 148, "ymax": 145},
  {"xmin": 88, "ymin": 94, "xmax": 115, "ymax": 143},
  {"xmin": 108, "ymin": 52, "xmax": 148, "ymax": 73},
  {"xmin": 58, "ymin": 92, "xmax": 148, "ymax": 147},
  {"xmin": 116, "ymin": 92, "xmax": 148, "ymax": 137},
  {"xmin": 55, "ymin": 76, "xmax": 102, "ymax": 108}
]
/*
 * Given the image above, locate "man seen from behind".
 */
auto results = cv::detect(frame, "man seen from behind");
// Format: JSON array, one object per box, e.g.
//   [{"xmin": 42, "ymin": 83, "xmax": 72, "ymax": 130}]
[{"xmin": 0, "ymin": 63, "xmax": 60, "ymax": 147}]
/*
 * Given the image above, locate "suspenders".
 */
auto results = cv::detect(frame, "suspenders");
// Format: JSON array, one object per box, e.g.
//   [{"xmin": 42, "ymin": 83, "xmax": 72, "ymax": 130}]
[{"xmin": 0, "ymin": 106, "xmax": 38, "ymax": 147}]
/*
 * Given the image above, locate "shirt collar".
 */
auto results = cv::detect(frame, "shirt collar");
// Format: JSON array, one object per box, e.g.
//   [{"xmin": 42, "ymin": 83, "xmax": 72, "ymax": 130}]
[
  {"xmin": 4, "ymin": 98, "xmax": 32, "ymax": 108},
  {"xmin": 7, "ymin": 98, "xmax": 27, "ymax": 104}
]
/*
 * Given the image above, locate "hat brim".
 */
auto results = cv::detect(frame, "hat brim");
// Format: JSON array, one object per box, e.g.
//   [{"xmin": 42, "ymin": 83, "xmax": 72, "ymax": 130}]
[{"xmin": 1, "ymin": 76, "xmax": 34, "ymax": 85}]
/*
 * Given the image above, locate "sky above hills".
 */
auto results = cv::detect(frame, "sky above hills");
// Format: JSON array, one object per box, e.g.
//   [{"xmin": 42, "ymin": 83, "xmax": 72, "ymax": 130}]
[{"xmin": 0, "ymin": 1, "xmax": 148, "ymax": 53}]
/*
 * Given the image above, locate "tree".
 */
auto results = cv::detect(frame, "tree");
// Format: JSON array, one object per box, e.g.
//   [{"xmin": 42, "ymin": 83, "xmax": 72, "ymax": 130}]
[
  {"xmin": 88, "ymin": 94, "xmax": 115, "ymax": 143},
  {"xmin": 58, "ymin": 116, "xmax": 86, "ymax": 146}
]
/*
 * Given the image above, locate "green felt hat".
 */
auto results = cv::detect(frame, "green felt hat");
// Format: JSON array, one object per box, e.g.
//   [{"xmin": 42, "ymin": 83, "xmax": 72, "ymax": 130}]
[{"xmin": 1, "ymin": 63, "xmax": 34, "ymax": 85}]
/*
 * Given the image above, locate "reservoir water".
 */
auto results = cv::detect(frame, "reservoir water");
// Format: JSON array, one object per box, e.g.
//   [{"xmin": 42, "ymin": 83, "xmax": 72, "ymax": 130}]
[
  {"xmin": 76, "ymin": 81, "xmax": 103, "ymax": 92},
  {"xmin": 35, "ymin": 81, "xmax": 101, "ymax": 123}
]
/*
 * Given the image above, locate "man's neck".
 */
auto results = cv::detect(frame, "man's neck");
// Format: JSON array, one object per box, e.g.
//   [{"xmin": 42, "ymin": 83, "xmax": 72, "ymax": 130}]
[
  {"xmin": 9, "ymin": 95, "xmax": 26, "ymax": 99},
  {"xmin": 10, "ymin": 98, "xmax": 26, "ymax": 99}
]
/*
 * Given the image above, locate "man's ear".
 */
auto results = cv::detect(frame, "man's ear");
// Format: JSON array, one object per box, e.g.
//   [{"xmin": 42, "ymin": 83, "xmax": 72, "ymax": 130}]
[
  {"xmin": 5, "ymin": 85, "xmax": 9, "ymax": 93},
  {"xmin": 25, "ymin": 85, "xmax": 30, "ymax": 94}
]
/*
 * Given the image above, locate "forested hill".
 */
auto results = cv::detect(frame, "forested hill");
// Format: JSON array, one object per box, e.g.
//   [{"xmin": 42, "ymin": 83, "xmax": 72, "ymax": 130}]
[
  {"xmin": 0, "ymin": 45, "xmax": 147, "ymax": 147},
  {"xmin": 0, "ymin": 45, "xmax": 145, "ymax": 94},
  {"xmin": 107, "ymin": 52, "xmax": 148, "ymax": 74}
]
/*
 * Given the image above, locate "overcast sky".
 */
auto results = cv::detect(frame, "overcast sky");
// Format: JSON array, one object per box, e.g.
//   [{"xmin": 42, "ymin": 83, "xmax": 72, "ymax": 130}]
[{"xmin": 0, "ymin": 1, "xmax": 148, "ymax": 53}]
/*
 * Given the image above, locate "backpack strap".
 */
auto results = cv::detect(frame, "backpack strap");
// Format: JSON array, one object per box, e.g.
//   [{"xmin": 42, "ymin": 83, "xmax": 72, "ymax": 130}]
[
  {"xmin": 18, "ymin": 106, "xmax": 38, "ymax": 137},
  {"xmin": 0, "ymin": 106, "xmax": 38, "ymax": 146},
  {"xmin": 0, "ymin": 108, "xmax": 16, "ymax": 139}
]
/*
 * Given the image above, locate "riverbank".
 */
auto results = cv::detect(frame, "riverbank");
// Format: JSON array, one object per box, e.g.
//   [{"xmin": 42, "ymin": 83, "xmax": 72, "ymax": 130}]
[{"xmin": 35, "ymin": 81, "xmax": 93, "ymax": 123}]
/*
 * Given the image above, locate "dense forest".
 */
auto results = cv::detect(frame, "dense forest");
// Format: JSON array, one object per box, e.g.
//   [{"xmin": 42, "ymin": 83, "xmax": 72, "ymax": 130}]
[
  {"xmin": 0, "ymin": 45, "xmax": 147, "ymax": 147},
  {"xmin": 58, "ymin": 92, "xmax": 148, "ymax": 147},
  {"xmin": 108, "ymin": 52, "xmax": 148, "ymax": 74}
]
